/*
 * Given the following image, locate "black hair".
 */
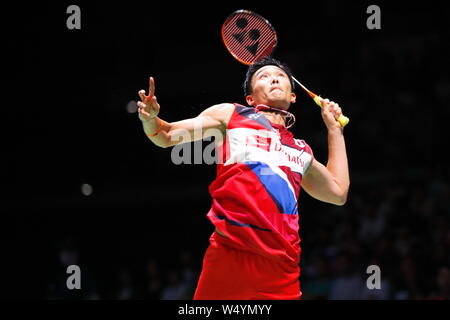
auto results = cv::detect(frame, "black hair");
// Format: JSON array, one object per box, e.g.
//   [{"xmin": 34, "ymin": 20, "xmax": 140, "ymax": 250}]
[{"xmin": 243, "ymin": 57, "xmax": 295, "ymax": 96}]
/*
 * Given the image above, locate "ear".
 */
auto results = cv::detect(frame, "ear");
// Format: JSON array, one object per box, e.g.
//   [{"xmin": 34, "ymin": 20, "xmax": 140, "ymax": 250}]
[
  {"xmin": 246, "ymin": 95, "xmax": 255, "ymax": 106},
  {"xmin": 290, "ymin": 92, "xmax": 296, "ymax": 104}
]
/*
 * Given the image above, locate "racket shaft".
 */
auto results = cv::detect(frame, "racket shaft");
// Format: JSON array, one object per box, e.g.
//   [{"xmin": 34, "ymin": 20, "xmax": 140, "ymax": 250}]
[
  {"xmin": 292, "ymin": 77, "xmax": 349, "ymax": 127},
  {"xmin": 292, "ymin": 77, "xmax": 311, "ymax": 95}
]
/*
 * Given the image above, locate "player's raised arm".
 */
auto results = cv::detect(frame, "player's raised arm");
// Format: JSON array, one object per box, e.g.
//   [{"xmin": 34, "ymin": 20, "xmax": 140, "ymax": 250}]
[
  {"xmin": 301, "ymin": 98, "xmax": 350, "ymax": 205},
  {"xmin": 137, "ymin": 77, "xmax": 234, "ymax": 148}
]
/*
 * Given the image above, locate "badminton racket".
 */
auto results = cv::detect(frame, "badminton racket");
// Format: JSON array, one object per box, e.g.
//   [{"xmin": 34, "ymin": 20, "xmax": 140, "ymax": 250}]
[{"xmin": 221, "ymin": 9, "xmax": 349, "ymax": 127}]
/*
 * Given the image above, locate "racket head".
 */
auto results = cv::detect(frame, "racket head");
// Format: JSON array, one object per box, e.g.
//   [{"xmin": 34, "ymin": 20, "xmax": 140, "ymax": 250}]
[{"xmin": 222, "ymin": 10, "xmax": 278, "ymax": 65}]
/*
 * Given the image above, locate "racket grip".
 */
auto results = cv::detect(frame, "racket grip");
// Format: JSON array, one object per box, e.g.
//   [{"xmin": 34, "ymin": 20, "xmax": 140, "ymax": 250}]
[
  {"xmin": 313, "ymin": 96, "xmax": 350, "ymax": 128},
  {"xmin": 337, "ymin": 114, "xmax": 350, "ymax": 127}
]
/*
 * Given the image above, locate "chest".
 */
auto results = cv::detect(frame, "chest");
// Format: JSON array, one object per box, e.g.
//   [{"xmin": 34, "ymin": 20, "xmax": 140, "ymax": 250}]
[{"xmin": 224, "ymin": 128, "xmax": 310, "ymax": 175}]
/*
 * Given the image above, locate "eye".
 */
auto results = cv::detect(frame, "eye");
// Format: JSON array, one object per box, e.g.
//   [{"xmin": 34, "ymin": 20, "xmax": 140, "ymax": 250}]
[{"xmin": 259, "ymin": 74, "xmax": 268, "ymax": 79}]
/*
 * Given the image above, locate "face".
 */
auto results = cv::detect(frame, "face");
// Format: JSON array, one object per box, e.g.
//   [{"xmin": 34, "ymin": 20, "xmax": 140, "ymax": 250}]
[{"xmin": 246, "ymin": 65, "xmax": 296, "ymax": 110}]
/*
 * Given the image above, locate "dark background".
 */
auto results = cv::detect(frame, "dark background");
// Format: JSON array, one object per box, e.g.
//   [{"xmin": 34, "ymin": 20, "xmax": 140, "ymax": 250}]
[{"xmin": 4, "ymin": 1, "xmax": 450, "ymax": 299}]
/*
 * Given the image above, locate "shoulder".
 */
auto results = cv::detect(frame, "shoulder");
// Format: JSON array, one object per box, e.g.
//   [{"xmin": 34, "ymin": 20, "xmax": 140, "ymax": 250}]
[
  {"xmin": 200, "ymin": 103, "xmax": 235, "ymax": 115},
  {"xmin": 293, "ymin": 138, "xmax": 314, "ymax": 156},
  {"xmin": 199, "ymin": 103, "xmax": 236, "ymax": 123},
  {"xmin": 292, "ymin": 138, "xmax": 315, "ymax": 174}
]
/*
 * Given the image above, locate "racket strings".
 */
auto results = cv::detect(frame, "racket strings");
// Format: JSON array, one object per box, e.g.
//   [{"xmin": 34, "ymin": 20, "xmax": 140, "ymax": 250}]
[
  {"xmin": 225, "ymin": 27, "xmax": 272, "ymax": 62},
  {"xmin": 222, "ymin": 12, "xmax": 277, "ymax": 64}
]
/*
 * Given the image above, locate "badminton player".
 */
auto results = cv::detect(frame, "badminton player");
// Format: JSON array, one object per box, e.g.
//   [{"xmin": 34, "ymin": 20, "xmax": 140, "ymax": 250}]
[{"xmin": 137, "ymin": 57, "xmax": 349, "ymax": 299}]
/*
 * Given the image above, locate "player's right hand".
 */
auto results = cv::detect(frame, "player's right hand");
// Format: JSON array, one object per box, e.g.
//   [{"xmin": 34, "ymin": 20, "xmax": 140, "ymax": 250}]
[
  {"xmin": 138, "ymin": 77, "xmax": 160, "ymax": 122},
  {"xmin": 320, "ymin": 98, "xmax": 343, "ymax": 132}
]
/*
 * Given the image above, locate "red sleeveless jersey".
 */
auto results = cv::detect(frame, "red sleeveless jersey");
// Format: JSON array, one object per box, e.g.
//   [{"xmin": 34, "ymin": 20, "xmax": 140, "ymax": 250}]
[{"xmin": 206, "ymin": 104, "xmax": 314, "ymax": 265}]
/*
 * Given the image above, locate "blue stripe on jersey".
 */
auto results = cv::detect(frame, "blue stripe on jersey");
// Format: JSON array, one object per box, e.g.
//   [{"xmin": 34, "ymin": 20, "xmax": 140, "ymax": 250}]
[
  {"xmin": 245, "ymin": 161, "xmax": 298, "ymax": 215},
  {"xmin": 215, "ymin": 215, "xmax": 272, "ymax": 232}
]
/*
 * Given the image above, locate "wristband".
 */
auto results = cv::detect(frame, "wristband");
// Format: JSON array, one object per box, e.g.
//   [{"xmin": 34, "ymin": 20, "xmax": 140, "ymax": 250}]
[{"xmin": 147, "ymin": 118, "xmax": 165, "ymax": 137}]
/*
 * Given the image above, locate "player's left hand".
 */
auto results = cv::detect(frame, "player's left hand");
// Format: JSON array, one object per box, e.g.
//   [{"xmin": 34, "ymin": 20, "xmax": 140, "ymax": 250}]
[{"xmin": 320, "ymin": 98, "xmax": 343, "ymax": 132}]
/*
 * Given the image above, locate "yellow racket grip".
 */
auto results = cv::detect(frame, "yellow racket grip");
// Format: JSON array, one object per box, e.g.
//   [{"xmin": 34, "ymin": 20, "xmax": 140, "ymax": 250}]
[{"xmin": 313, "ymin": 95, "xmax": 350, "ymax": 128}]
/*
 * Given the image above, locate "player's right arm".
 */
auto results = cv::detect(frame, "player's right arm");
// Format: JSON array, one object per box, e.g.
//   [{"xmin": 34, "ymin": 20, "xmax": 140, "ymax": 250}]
[{"xmin": 137, "ymin": 77, "xmax": 234, "ymax": 148}]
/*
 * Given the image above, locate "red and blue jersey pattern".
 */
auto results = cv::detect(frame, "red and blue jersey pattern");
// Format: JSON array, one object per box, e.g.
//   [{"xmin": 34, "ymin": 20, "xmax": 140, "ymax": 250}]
[{"xmin": 207, "ymin": 104, "xmax": 314, "ymax": 265}]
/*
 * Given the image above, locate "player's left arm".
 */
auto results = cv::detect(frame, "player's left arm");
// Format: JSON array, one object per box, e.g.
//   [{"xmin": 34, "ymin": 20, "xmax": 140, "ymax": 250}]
[{"xmin": 302, "ymin": 99, "xmax": 350, "ymax": 206}]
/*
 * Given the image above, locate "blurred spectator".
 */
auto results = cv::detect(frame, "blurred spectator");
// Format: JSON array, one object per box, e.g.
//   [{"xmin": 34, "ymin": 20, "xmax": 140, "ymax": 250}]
[
  {"xmin": 392, "ymin": 256, "xmax": 423, "ymax": 300},
  {"xmin": 160, "ymin": 269, "xmax": 189, "ymax": 300},
  {"xmin": 47, "ymin": 237, "xmax": 98, "ymax": 300},
  {"xmin": 328, "ymin": 252, "xmax": 363, "ymax": 300},
  {"xmin": 144, "ymin": 259, "xmax": 162, "ymax": 300},
  {"xmin": 428, "ymin": 266, "xmax": 450, "ymax": 300},
  {"xmin": 116, "ymin": 269, "xmax": 135, "ymax": 300},
  {"xmin": 178, "ymin": 250, "xmax": 198, "ymax": 299},
  {"xmin": 301, "ymin": 256, "xmax": 332, "ymax": 300},
  {"xmin": 358, "ymin": 203, "xmax": 388, "ymax": 245}
]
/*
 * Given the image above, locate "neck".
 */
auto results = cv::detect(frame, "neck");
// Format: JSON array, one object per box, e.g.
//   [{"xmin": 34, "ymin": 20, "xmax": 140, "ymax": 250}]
[
  {"xmin": 254, "ymin": 104, "xmax": 296, "ymax": 128},
  {"xmin": 260, "ymin": 111, "xmax": 286, "ymax": 126}
]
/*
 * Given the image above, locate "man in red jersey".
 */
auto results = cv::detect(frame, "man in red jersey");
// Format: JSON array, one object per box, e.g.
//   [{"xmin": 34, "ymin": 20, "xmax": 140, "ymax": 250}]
[{"xmin": 137, "ymin": 57, "xmax": 349, "ymax": 299}]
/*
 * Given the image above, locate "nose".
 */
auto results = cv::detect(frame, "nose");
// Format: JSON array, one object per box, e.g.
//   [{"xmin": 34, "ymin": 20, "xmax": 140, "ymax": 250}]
[{"xmin": 271, "ymin": 77, "xmax": 279, "ymax": 85}]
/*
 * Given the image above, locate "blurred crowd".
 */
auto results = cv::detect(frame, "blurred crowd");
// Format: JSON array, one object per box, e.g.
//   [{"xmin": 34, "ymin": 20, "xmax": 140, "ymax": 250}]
[
  {"xmin": 46, "ymin": 242, "xmax": 200, "ymax": 300},
  {"xmin": 45, "ymin": 166, "xmax": 449, "ymax": 300},
  {"xmin": 300, "ymin": 167, "xmax": 450, "ymax": 300}
]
